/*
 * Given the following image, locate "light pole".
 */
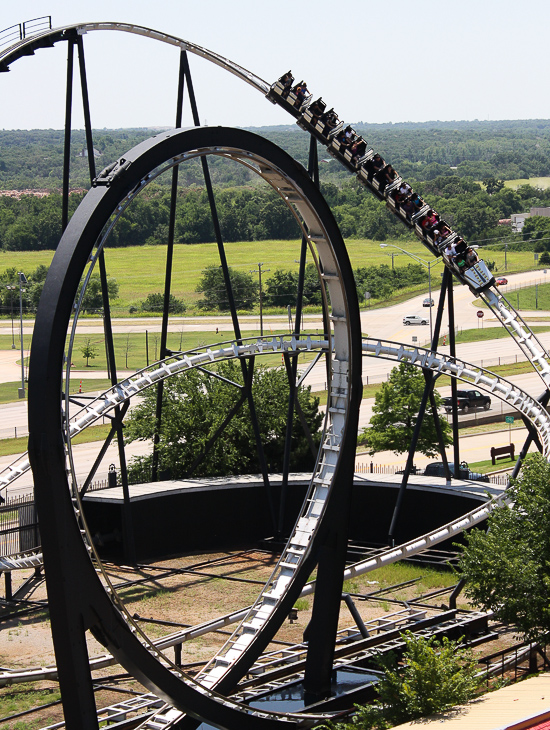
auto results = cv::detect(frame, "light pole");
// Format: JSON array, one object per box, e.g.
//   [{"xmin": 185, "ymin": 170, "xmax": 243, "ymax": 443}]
[
  {"xmin": 380, "ymin": 244, "xmax": 441, "ymax": 344},
  {"xmin": 17, "ymin": 272, "xmax": 28, "ymax": 399}
]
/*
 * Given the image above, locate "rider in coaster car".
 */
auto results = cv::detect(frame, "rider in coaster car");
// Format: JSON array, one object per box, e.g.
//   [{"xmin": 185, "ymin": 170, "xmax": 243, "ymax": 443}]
[
  {"xmin": 364, "ymin": 153, "xmax": 385, "ymax": 180},
  {"xmin": 308, "ymin": 98, "xmax": 325, "ymax": 120},
  {"xmin": 279, "ymin": 71, "xmax": 294, "ymax": 92},
  {"xmin": 376, "ymin": 164, "xmax": 397, "ymax": 192},
  {"xmin": 337, "ymin": 126, "xmax": 355, "ymax": 147},
  {"xmin": 444, "ymin": 239, "xmax": 457, "ymax": 259},
  {"xmin": 420, "ymin": 209, "xmax": 439, "ymax": 233},
  {"xmin": 350, "ymin": 138, "xmax": 366, "ymax": 166},
  {"xmin": 465, "ymin": 248, "xmax": 478, "ymax": 266},
  {"xmin": 394, "ymin": 181, "xmax": 412, "ymax": 203},
  {"xmin": 293, "ymin": 81, "xmax": 309, "ymax": 104},
  {"xmin": 320, "ymin": 109, "xmax": 339, "ymax": 132}
]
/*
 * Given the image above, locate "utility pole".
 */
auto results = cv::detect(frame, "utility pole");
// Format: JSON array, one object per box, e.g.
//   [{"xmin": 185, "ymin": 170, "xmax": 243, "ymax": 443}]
[
  {"xmin": 250, "ymin": 262, "xmax": 270, "ymax": 336},
  {"xmin": 18, "ymin": 272, "xmax": 28, "ymax": 399}
]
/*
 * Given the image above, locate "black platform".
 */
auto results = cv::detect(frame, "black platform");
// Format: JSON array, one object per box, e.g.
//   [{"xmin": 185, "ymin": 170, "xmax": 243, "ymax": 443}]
[{"xmin": 82, "ymin": 472, "xmax": 501, "ymax": 560}]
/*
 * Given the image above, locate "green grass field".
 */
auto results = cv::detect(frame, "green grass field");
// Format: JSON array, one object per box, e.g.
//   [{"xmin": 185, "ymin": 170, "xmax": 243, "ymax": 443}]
[
  {"xmin": 474, "ymin": 281, "xmax": 550, "ymax": 311},
  {"xmin": 2, "ymin": 238, "xmax": 549, "ymax": 316},
  {"xmin": 438, "ymin": 324, "xmax": 550, "ymax": 346},
  {"xmin": 504, "ymin": 177, "xmax": 550, "ymax": 190}
]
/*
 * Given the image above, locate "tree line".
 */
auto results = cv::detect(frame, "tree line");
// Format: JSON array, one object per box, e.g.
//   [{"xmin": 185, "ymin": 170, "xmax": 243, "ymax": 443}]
[
  {"xmin": 4, "ymin": 179, "xmax": 550, "ymax": 254},
  {"xmin": 4, "ymin": 120, "xmax": 550, "ymax": 189},
  {"xmin": 0, "ymin": 260, "xmax": 427, "ymax": 316}
]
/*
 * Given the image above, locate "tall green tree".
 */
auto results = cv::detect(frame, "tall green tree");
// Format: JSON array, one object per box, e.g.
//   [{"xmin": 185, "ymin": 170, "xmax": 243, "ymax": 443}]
[
  {"xmin": 361, "ymin": 362, "xmax": 452, "ymax": 457},
  {"xmin": 124, "ymin": 360, "xmax": 322, "ymax": 481},
  {"xmin": 196, "ymin": 265, "xmax": 258, "ymax": 311},
  {"xmin": 458, "ymin": 454, "xmax": 550, "ymax": 640}
]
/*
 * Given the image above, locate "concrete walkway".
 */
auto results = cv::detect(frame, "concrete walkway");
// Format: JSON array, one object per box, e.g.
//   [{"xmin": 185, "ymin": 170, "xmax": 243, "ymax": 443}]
[{"xmin": 393, "ymin": 673, "xmax": 550, "ymax": 730}]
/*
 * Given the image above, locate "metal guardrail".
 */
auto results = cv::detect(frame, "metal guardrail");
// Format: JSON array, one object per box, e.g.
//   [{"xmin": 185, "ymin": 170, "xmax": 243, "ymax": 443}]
[
  {"xmin": 0, "ymin": 16, "xmax": 51, "ymax": 50},
  {"xmin": 480, "ymin": 638, "xmax": 550, "ymax": 684},
  {"xmin": 354, "ymin": 461, "xmax": 510, "ymax": 485},
  {"xmin": 0, "ymin": 494, "xmax": 39, "ymax": 556}
]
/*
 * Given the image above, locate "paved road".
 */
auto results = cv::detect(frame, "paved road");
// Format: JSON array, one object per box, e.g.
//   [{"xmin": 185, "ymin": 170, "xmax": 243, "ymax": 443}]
[
  {"xmin": 355, "ymin": 426, "xmax": 532, "ymax": 471},
  {"xmin": 1, "ymin": 268, "xmax": 548, "ymax": 495}
]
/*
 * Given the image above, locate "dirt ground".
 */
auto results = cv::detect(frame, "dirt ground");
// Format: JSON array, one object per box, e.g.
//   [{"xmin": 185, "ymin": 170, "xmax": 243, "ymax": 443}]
[{"xmin": 0, "ymin": 550, "xmax": 519, "ymax": 729}]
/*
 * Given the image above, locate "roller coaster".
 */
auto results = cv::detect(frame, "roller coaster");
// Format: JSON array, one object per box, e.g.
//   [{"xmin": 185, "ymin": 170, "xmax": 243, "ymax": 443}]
[{"xmin": 1, "ymin": 19, "xmax": 550, "ymax": 730}]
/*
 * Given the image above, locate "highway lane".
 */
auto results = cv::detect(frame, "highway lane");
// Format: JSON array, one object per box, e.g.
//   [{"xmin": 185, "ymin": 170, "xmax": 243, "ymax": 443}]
[{"xmin": 0, "ymin": 268, "xmax": 548, "ymax": 495}]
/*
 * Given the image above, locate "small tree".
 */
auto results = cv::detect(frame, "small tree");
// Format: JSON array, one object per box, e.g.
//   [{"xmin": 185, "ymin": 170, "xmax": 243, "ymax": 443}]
[
  {"xmin": 76, "ymin": 274, "xmax": 119, "ymax": 313},
  {"xmin": 458, "ymin": 454, "xmax": 550, "ymax": 640},
  {"xmin": 80, "ymin": 338, "xmax": 98, "ymax": 367},
  {"xmin": 319, "ymin": 632, "xmax": 480, "ymax": 730},
  {"xmin": 140, "ymin": 292, "xmax": 186, "ymax": 314},
  {"xmin": 124, "ymin": 360, "xmax": 322, "ymax": 481},
  {"xmin": 482, "ymin": 177, "xmax": 505, "ymax": 195},
  {"xmin": 264, "ymin": 264, "xmax": 323, "ymax": 308},
  {"xmin": 361, "ymin": 362, "xmax": 452, "ymax": 457},
  {"xmin": 196, "ymin": 265, "xmax": 258, "ymax": 311}
]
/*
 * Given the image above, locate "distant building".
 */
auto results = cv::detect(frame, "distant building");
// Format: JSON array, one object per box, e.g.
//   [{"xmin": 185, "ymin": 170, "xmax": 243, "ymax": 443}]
[
  {"xmin": 530, "ymin": 207, "xmax": 550, "ymax": 217},
  {"xmin": 511, "ymin": 207, "xmax": 550, "ymax": 233},
  {"xmin": 78, "ymin": 148, "xmax": 102, "ymax": 158},
  {"xmin": 511, "ymin": 212, "xmax": 530, "ymax": 232}
]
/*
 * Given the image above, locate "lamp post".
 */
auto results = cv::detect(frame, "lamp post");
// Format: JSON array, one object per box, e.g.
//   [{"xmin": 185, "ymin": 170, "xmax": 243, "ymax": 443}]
[
  {"xmin": 17, "ymin": 272, "xmax": 28, "ymax": 399},
  {"xmin": 380, "ymin": 244, "xmax": 441, "ymax": 343}
]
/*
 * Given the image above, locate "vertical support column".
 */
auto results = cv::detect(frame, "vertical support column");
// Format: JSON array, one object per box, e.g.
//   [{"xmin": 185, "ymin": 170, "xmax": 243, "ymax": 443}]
[
  {"xmin": 4, "ymin": 572, "xmax": 12, "ymax": 602},
  {"xmin": 447, "ymin": 273, "xmax": 460, "ymax": 470},
  {"xmin": 76, "ymin": 33, "xmax": 135, "ymax": 562},
  {"xmin": 387, "ymin": 268, "xmax": 451, "ymax": 544},
  {"xmin": 151, "ymin": 49, "xmax": 186, "ymax": 483},
  {"xmin": 182, "ymin": 52, "xmax": 276, "ymax": 532},
  {"xmin": 303, "ymin": 359, "xmax": 361, "ymax": 699},
  {"xmin": 61, "ymin": 36, "xmax": 75, "ymax": 232},
  {"xmin": 512, "ymin": 389, "xmax": 550, "ymax": 479}
]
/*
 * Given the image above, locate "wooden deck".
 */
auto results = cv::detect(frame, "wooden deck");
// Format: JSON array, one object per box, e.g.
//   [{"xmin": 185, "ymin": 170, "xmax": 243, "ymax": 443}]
[{"xmin": 393, "ymin": 673, "xmax": 550, "ymax": 729}]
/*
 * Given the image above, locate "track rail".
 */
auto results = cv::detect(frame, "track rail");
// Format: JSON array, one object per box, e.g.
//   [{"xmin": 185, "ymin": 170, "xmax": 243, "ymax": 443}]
[
  {"xmin": 267, "ymin": 77, "xmax": 550, "ymax": 392},
  {"xmin": 0, "ymin": 22, "xmax": 270, "ymax": 94},
  {"xmin": 3, "ymin": 333, "xmax": 548, "ymax": 496}
]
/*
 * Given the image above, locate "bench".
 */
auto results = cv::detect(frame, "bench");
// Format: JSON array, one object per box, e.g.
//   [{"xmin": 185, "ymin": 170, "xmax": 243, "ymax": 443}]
[{"xmin": 490, "ymin": 444, "xmax": 515, "ymax": 465}]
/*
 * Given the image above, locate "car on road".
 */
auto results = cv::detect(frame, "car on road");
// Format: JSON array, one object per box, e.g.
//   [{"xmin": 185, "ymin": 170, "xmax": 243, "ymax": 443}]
[
  {"xmin": 422, "ymin": 297, "xmax": 434, "ymax": 307},
  {"xmin": 403, "ymin": 314, "xmax": 429, "ymax": 325},
  {"xmin": 423, "ymin": 461, "xmax": 490, "ymax": 483},
  {"xmin": 495, "ymin": 277, "xmax": 508, "ymax": 285}
]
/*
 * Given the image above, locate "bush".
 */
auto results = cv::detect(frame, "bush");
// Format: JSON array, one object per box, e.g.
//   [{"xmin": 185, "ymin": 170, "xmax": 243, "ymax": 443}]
[
  {"xmin": 140, "ymin": 292, "xmax": 186, "ymax": 314},
  {"xmin": 319, "ymin": 632, "xmax": 480, "ymax": 730},
  {"xmin": 196, "ymin": 265, "xmax": 258, "ymax": 311}
]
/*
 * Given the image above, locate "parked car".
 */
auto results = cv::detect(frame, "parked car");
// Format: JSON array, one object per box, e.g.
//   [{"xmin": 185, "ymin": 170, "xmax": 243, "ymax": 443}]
[
  {"xmin": 403, "ymin": 314, "xmax": 429, "ymax": 325},
  {"xmin": 442, "ymin": 389, "xmax": 491, "ymax": 413},
  {"xmin": 424, "ymin": 461, "xmax": 490, "ymax": 483},
  {"xmin": 495, "ymin": 277, "xmax": 508, "ymax": 285},
  {"xmin": 422, "ymin": 297, "xmax": 434, "ymax": 307}
]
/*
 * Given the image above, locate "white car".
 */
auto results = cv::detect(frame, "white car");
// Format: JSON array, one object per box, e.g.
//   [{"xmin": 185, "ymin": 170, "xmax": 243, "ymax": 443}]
[{"xmin": 403, "ymin": 314, "xmax": 428, "ymax": 325}]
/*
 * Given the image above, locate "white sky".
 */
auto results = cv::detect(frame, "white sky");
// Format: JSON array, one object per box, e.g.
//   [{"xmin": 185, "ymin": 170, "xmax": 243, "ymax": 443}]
[{"xmin": 1, "ymin": 0, "xmax": 550, "ymax": 130}]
